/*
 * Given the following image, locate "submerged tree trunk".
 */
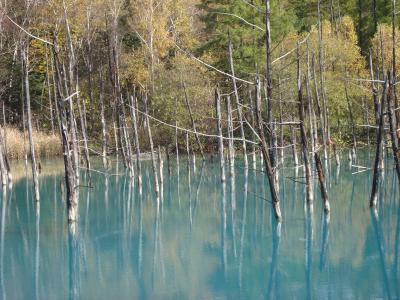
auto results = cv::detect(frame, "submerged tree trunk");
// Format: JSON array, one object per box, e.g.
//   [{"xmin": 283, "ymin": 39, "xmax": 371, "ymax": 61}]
[
  {"xmin": 318, "ymin": 0, "xmax": 330, "ymax": 146},
  {"xmin": 265, "ymin": 0, "xmax": 278, "ymax": 175},
  {"xmin": 255, "ymin": 77, "xmax": 282, "ymax": 222},
  {"xmin": 53, "ymin": 38, "xmax": 79, "ymax": 222},
  {"xmin": 362, "ymin": 97, "xmax": 371, "ymax": 146},
  {"xmin": 120, "ymin": 95, "xmax": 134, "ymax": 175},
  {"xmin": 229, "ymin": 40, "xmax": 248, "ymax": 169},
  {"xmin": 175, "ymin": 97, "xmax": 180, "ymax": 168},
  {"xmin": 312, "ymin": 54, "xmax": 328, "ymax": 160},
  {"xmin": 183, "ymin": 82, "xmax": 205, "ymax": 160},
  {"xmin": 99, "ymin": 70, "xmax": 108, "ymax": 168},
  {"xmin": 144, "ymin": 94, "xmax": 159, "ymax": 197},
  {"xmin": 345, "ymin": 84, "xmax": 357, "ymax": 152},
  {"xmin": 297, "ymin": 45, "xmax": 313, "ymax": 204},
  {"xmin": 226, "ymin": 95, "xmax": 235, "ymax": 175},
  {"xmin": 306, "ymin": 48, "xmax": 316, "ymax": 155},
  {"xmin": 130, "ymin": 95, "xmax": 142, "ymax": 180},
  {"xmin": 392, "ymin": 0, "xmax": 399, "ymax": 138},
  {"xmin": 63, "ymin": 1, "xmax": 80, "ymax": 186},
  {"xmin": 215, "ymin": 88, "xmax": 226, "ymax": 182},
  {"xmin": 0, "ymin": 131, "xmax": 8, "ymax": 186},
  {"xmin": 370, "ymin": 78, "xmax": 388, "ymax": 208},
  {"xmin": 387, "ymin": 73, "xmax": 400, "ymax": 184},
  {"xmin": 249, "ymin": 88, "xmax": 257, "ymax": 170},
  {"xmin": 45, "ymin": 48, "xmax": 55, "ymax": 135},
  {"xmin": 22, "ymin": 45, "xmax": 40, "ymax": 202},
  {"xmin": 289, "ymin": 117, "xmax": 299, "ymax": 166},
  {"xmin": 369, "ymin": 51, "xmax": 380, "ymax": 125},
  {"xmin": 315, "ymin": 152, "xmax": 330, "ymax": 213},
  {"xmin": 76, "ymin": 78, "xmax": 91, "ymax": 181}
]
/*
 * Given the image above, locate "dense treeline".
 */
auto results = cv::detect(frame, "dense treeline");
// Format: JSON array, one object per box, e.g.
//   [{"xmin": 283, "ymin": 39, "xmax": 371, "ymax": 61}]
[
  {"xmin": 0, "ymin": 0, "xmax": 399, "ymax": 222},
  {"xmin": 0, "ymin": 0, "xmax": 398, "ymax": 148}
]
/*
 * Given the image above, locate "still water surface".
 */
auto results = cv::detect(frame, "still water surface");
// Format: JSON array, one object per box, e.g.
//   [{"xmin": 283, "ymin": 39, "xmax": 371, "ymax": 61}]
[{"xmin": 0, "ymin": 151, "xmax": 399, "ymax": 299}]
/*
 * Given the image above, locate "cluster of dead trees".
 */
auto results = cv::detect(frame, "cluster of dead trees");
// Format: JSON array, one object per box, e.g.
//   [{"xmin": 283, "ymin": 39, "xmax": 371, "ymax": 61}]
[{"xmin": 0, "ymin": 0, "xmax": 399, "ymax": 226}]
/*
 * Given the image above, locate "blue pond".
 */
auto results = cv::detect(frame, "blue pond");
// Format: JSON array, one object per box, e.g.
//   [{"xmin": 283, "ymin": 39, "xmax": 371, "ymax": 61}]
[{"xmin": 0, "ymin": 151, "xmax": 399, "ymax": 299}]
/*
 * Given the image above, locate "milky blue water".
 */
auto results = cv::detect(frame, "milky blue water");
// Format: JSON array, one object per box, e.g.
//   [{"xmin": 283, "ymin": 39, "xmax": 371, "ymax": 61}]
[{"xmin": 0, "ymin": 151, "xmax": 399, "ymax": 299}]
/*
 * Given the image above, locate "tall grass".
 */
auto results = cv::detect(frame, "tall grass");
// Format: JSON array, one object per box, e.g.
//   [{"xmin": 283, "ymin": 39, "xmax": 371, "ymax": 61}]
[{"xmin": 3, "ymin": 127, "xmax": 61, "ymax": 160}]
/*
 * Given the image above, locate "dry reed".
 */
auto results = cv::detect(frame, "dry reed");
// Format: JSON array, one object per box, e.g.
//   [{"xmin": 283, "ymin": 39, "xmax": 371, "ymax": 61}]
[{"xmin": 3, "ymin": 127, "xmax": 61, "ymax": 160}]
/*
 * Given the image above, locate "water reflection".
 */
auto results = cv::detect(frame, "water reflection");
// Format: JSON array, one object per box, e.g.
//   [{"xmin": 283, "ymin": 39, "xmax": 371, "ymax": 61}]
[
  {"xmin": 266, "ymin": 222, "xmax": 281, "ymax": 300},
  {"xmin": 304, "ymin": 204, "xmax": 314, "ymax": 300},
  {"xmin": 370, "ymin": 208, "xmax": 392, "ymax": 299},
  {"xmin": 220, "ymin": 182, "xmax": 227, "ymax": 278},
  {"xmin": 319, "ymin": 214, "xmax": 330, "ymax": 272},
  {"xmin": 0, "ymin": 188, "xmax": 9, "ymax": 300},
  {"xmin": 35, "ymin": 203, "xmax": 40, "ymax": 300},
  {"xmin": 68, "ymin": 223, "xmax": 80, "ymax": 300},
  {"xmin": 0, "ymin": 152, "xmax": 398, "ymax": 299},
  {"xmin": 238, "ymin": 168, "xmax": 248, "ymax": 292}
]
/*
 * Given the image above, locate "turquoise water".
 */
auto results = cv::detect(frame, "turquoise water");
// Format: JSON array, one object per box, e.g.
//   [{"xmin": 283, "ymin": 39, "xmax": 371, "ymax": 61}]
[{"xmin": 0, "ymin": 151, "xmax": 399, "ymax": 299}]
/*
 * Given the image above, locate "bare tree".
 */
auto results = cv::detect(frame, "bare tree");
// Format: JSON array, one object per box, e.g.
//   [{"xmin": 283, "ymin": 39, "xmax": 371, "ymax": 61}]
[{"xmin": 21, "ymin": 44, "xmax": 40, "ymax": 202}]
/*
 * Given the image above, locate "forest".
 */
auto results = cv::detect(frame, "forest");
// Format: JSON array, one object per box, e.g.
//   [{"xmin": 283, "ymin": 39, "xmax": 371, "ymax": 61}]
[
  {"xmin": 0, "ymin": 1, "xmax": 400, "ymax": 299},
  {"xmin": 0, "ymin": 0, "xmax": 399, "ymax": 216}
]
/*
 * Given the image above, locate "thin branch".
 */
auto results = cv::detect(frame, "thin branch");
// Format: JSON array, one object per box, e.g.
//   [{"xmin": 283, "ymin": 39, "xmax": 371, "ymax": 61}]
[
  {"xmin": 272, "ymin": 30, "xmax": 313, "ymax": 65},
  {"xmin": 129, "ymin": 104, "xmax": 259, "ymax": 145},
  {"xmin": 4, "ymin": 14, "xmax": 53, "ymax": 46},
  {"xmin": 212, "ymin": 12, "xmax": 264, "ymax": 31},
  {"xmin": 174, "ymin": 43, "xmax": 254, "ymax": 85}
]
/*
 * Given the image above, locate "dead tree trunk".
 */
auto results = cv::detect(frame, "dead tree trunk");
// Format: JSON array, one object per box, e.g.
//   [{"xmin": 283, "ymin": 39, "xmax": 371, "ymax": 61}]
[
  {"xmin": 144, "ymin": 94, "xmax": 159, "ymax": 197},
  {"xmin": 255, "ymin": 77, "xmax": 282, "ymax": 222},
  {"xmin": 186, "ymin": 132, "xmax": 190, "ymax": 169},
  {"xmin": 63, "ymin": 2, "xmax": 80, "ymax": 186},
  {"xmin": 99, "ymin": 70, "xmax": 108, "ymax": 168},
  {"xmin": 315, "ymin": 153, "xmax": 330, "ymax": 213},
  {"xmin": 22, "ymin": 45, "xmax": 40, "ymax": 202},
  {"xmin": 369, "ymin": 51, "xmax": 380, "ymax": 126},
  {"xmin": 130, "ymin": 95, "xmax": 142, "ymax": 180},
  {"xmin": 297, "ymin": 45, "xmax": 313, "ymax": 204},
  {"xmin": 76, "ymin": 77, "xmax": 91, "ymax": 180},
  {"xmin": 370, "ymin": 78, "xmax": 388, "ymax": 208},
  {"xmin": 226, "ymin": 95, "xmax": 235, "ymax": 175},
  {"xmin": 306, "ymin": 47, "xmax": 316, "ymax": 155},
  {"xmin": 318, "ymin": 0, "xmax": 330, "ymax": 145},
  {"xmin": 45, "ymin": 48, "xmax": 55, "ymax": 135},
  {"xmin": 53, "ymin": 37, "xmax": 78, "ymax": 222},
  {"xmin": 278, "ymin": 76, "xmax": 284, "ymax": 164},
  {"xmin": 157, "ymin": 145, "xmax": 163, "ymax": 188},
  {"xmin": 249, "ymin": 88, "xmax": 257, "ymax": 170},
  {"xmin": 387, "ymin": 73, "xmax": 400, "ymax": 184},
  {"xmin": 215, "ymin": 88, "xmax": 226, "ymax": 182},
  {"xmin": 120, "ymin": 95, "xmax": 134, "ymax": 175},
  {"xmin": 183, "ymin": 82, "xmax": 205, "ymax": 160},
  {"xmin": 50, "ymin": 53, "xmax": 62, "ymax": 139},
  {"xmin": 175, "ymin": 97, "xmax": 180, "ymax": 168},
  {"xmin": 392, "ymin": 0, "xmax": 399, "ymax": 138},
  {"xmin": 312, "ymin": 54, "xmax": 328, "ymax": 160},
  {"xmin": 345, "ymin": 84, "xmax": 357, "ymax": 152},
  {"xmin": 229, "ymin": 40, "xmax": 248, "ymax": 169},
  {"xmin": 289, "ymin": 116, "xmax": 299, "ymax": 165},
  {"xmin": 362, "ymin": 97, "xmax": 371, "ymax": 146},
  {"xmin": 0, "ymin": 131, "xmax": 8, "ymax": 185}
]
